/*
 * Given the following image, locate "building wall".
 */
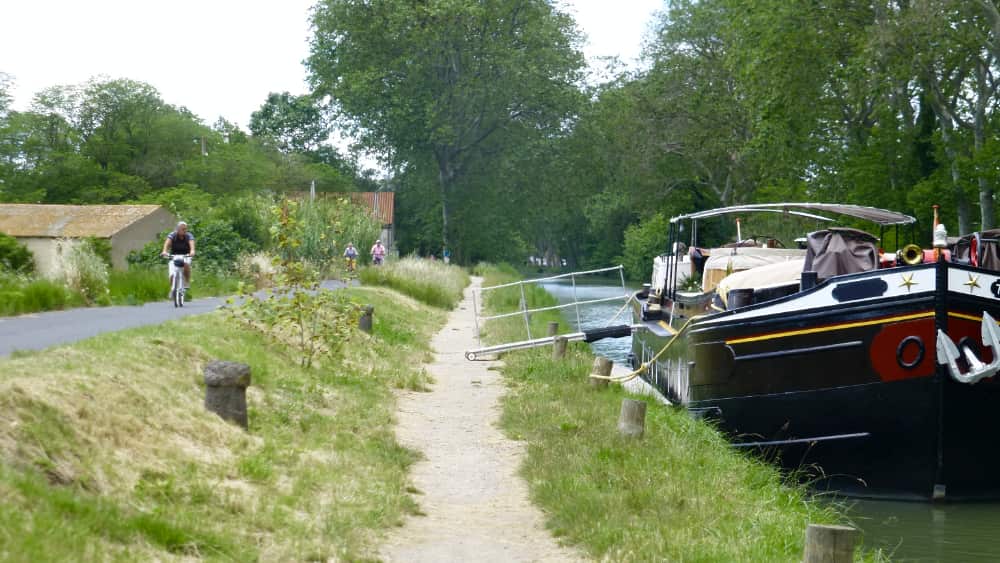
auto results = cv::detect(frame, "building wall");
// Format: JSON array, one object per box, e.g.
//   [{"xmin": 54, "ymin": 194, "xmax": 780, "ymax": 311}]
[
  {"xmin": 16, "ymin": 208, "xmax": 174, "ymax": 277},
  {"xmin": 110, "ymin": 208, "xmax": 176, "ymax": 269},
  {"xmin": 20, "ymin": 237, "xmax": 84, "ymax": 279}
]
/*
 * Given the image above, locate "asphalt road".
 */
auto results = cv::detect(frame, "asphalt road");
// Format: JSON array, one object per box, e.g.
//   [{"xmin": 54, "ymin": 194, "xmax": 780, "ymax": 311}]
[{"xmin": 0, "ymin": 279, "xmax": 354, "ymax": 357}]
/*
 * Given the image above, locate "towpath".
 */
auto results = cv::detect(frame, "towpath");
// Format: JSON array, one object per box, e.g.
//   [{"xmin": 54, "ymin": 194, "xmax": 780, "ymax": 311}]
[
  {"xmin": 380, "ymin": 277, "xmax": 581, "ymax": 563},
  {"xmin": 0, "ymin": 279, "xmax": 352, "ymax": 357}
]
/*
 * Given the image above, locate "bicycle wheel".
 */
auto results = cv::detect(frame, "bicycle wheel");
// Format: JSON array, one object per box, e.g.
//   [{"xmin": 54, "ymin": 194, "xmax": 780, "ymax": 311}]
[{"xmin": 173, "ymin": 273, "xmax": 182, "ymax": 307}]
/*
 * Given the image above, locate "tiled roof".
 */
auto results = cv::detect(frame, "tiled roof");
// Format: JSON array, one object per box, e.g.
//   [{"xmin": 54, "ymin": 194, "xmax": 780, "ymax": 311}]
[
  {"xmin": 349, "ymin": 192, "xmax": 394, "ymax": 225},
  {"xmin": 0, "ymin": 204, "xmax": 167, "ymax": 238}
]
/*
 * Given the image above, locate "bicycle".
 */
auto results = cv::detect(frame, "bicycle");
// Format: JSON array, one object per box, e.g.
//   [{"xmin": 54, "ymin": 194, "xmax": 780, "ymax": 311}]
[
  {"xmin": 345, "ymin": 256, "xmax": 357, "ymax": 273},
  {"xmin": 164, "ymin": 254, "xmax": 192, "ymax": 307}
]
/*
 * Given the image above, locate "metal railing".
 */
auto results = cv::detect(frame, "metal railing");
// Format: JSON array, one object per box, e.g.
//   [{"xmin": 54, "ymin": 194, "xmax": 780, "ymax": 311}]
[{"xmin": 473, "ymin": 265, "xmax": 630, "ymax": 344}]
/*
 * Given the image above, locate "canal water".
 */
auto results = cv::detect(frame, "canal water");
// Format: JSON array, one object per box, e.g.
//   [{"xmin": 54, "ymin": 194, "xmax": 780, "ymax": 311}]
[
  {"xmin": 538, "ymin": 277, "xmax": 634, "ymax": 364},
  {"xmin": 541, "ymin": 277, "xmax": 1000, "ymax": 562}
]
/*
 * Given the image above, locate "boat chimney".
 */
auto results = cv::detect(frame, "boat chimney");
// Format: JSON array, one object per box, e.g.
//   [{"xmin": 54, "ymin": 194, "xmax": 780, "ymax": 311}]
[{"xmin": 800, "ymin": 271, "xmax": 818, "ymax": 291}]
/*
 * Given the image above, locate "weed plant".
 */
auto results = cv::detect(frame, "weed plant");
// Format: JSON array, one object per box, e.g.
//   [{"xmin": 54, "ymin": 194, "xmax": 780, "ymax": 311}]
[
  {"xmin": 0, "ymin": 285, "xmax": 445, "ymax": 560},
  {"xmin": 359, "ymin": 256, "xmax": 469, "ymax": 309},
  {"xmin": 61, "ymin": 239, "xmax": 110, "ymax": 305}
]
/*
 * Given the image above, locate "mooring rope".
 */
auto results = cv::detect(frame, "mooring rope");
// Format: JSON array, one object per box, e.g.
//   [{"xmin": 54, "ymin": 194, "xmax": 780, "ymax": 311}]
[
  {"xmin": 604, "ymin": 293, "xmax": 635, "ymax": 327},
  {"xmin": 590, "ymin": 315, "xmax": 704, "ymax": 385}
]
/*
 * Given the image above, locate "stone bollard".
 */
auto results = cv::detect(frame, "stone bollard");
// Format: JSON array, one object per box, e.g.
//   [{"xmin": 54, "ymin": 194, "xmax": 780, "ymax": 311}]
[
  {"xmin": 547, "ymin": 321, "xmax": 559, "ymax": 337},
  {"xmin": 204, "ymin": 361, "xmax": 251, "ymax": 430},
  {"xmin": 359, "ymin": 304, "xmax": 374, "ymax": 333},
  {"xmin": 804, "ymin": 524, "xmax": 858, "ymax": 563},
  {"xmin": 617, "ymin": 398, "xmax": 647, "ymax": 438},
  {"xmin": 589, "ymin": 356, "xmax": 613, "ymax": 389},
  {"xmin": 552, "ymin": 336, "xmax": 568, "ymax": 360}
]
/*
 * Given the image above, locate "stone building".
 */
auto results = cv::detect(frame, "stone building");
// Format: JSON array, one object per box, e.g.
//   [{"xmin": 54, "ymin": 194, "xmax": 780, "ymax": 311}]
[{"xmin": 0, "ymin": 204, "xmax": 176, "ymax": 277}]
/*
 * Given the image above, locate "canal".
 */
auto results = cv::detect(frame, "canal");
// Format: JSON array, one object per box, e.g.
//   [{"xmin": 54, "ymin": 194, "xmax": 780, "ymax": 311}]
[{"xmin": 541, "ymin": 277, "xmax": 1000, "ymax": 561}]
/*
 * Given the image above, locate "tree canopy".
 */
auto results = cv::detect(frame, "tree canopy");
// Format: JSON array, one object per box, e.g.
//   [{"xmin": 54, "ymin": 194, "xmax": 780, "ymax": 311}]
[
  {"xmin": 8, "ymin": 1, "xmax": 1000, "ymax": 276},
  {"xmin": 307, "ymin": 0, "xmax": 585, "ymax": 259}
]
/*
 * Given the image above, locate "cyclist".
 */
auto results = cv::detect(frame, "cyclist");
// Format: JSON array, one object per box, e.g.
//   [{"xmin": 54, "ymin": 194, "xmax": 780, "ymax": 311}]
[
  {"xmin": 343, "ymin": 242, "xmax": 358, "ymax": 272},
  {"xmin": 370, "ymin": 239, "xmax": 386, "ymax": 265},
  {"xmin": 160, "ymin": 221, "xmax": 195, "ymax": 295}
]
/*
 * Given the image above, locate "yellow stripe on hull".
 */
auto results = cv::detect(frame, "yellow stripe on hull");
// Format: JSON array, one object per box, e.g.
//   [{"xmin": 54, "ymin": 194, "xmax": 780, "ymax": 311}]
[{"xmin": 726, "ymin": 311, "xmax": 935, "ymax": 345}]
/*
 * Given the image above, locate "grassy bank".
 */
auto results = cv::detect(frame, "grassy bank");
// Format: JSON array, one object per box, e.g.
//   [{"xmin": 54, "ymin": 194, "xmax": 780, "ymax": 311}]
[
  {"xmin": 360, "ymin": 256, "xmax": 470, "ymax": 309},
  {"xmin": 478, "ymin": 264, "xmax": 860, "ymax": 561},
  {"xmin": 0, "ymin": 285, "xmax": 444, "ymax": 560}
]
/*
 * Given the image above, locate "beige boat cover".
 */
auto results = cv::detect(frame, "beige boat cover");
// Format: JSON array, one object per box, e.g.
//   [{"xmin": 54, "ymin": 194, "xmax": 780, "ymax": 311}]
[
  {"xmin": 716, "ymin": 259, "xmax": 805, "ymax": 307},
  {"xmin": 702, "ymin": 248, "xmax": 806, "ymax": 292}
]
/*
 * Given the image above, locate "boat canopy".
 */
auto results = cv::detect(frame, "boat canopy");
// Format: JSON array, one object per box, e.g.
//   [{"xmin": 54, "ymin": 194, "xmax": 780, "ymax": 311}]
[
  {"xmin": 803, "ymin": 228, "xmax": 880, "ymax": 279},
  {"xmin": 671, "ymin": 203, "xmax": 917, "ymax": 226}
]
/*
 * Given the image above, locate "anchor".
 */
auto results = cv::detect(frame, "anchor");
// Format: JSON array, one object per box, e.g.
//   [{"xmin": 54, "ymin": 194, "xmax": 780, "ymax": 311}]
[{"xmin": 936, "ymin": 311, "xmax": 1000, "ymax": 384}]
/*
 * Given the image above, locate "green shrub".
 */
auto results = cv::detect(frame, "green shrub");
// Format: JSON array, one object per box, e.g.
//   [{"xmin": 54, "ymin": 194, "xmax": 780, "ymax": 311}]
[
  {"xmin": 359, "ymin": 257, "xmax": 469, "ymax": 309},
  {"xmin": 218, "ymin": 195, "xmax": 272, "ymax": 248},
  {"xmin": 128, "ymin": 218, "xmax": 256, "ymax": 273},
  {"xmin": 620, "ymin": 212, "xmax": 670, "ymax": 282},
  {"xmin": 0, "ymin": 232, "xmax": 35, "ymax": 274},
  {"xmin": 85, "ymin": 237, "xmax": 113, "ymax": 268}
]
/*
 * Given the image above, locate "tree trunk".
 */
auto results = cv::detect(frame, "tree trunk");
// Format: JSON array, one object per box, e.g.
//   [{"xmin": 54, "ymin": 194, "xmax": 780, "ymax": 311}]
[
  {"xmin": 979, "ymin": 178, "xmax": 993, "ymax": 231},
  {"xmin": 974, "ymin": 59, "xmax": 995, "ymax": 230},
  {"xmin": 437, "ymin": 155, "xmax": 454, "ymax": 257},
  {"xmin": 940, "ymin": 125, "xmax": 972, "ymax": 235}
]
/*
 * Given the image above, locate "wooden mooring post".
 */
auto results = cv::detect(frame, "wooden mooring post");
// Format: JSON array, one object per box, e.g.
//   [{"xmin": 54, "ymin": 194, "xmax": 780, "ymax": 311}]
[
  {"xmin": 589, "ymin": 356, "xmax": 612, "ymax": 389},
  {"xmin": 359, "ymin": 304, "xmax": 374, "ymax": 333},
  {"xmin": 552, "ymin": 336, "xmax": 568, "ymax": 360},
  {"xmin": 547, "ymin": 321, "xmax": 559, "ymax": 337},
  {"xmin": 803, "ymin": 523, "xmax": 858, "ymax": 563},
  {"xmin": 617, "ymin": 398, "xmax": 646, "ymax": 438}
]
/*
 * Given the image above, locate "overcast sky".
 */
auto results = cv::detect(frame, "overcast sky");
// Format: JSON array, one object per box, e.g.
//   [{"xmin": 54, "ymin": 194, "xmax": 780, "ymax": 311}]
[{"xmin": 2, "ymin": 0, "xmax": 662, "ymax": 128}]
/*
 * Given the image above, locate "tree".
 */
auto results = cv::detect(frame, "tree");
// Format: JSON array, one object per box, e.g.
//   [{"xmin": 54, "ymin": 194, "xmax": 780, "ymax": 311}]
[
  {"xmin": 249, "ymin": 92, "xmax": 329, "ymax": 153},
  {"xmin": 307, "ymin": 0, "xmax": 584, "ymax": 257}
]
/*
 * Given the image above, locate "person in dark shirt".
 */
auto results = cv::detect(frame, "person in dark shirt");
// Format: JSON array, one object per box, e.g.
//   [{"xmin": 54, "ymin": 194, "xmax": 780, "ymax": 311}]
[{"xmin": 160, "ymin": 221, "xmax": 196, "ymax": 289}]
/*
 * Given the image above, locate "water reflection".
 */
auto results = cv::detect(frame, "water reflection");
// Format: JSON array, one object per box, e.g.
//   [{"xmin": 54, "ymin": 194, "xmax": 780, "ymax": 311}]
[
  {"xmin": 540, "ymin": 277, "xmax": 1000, "ymax": 561},
  {"xmin": 847, "ymin": 499, "xmax": 1000, "ymax": 561}
]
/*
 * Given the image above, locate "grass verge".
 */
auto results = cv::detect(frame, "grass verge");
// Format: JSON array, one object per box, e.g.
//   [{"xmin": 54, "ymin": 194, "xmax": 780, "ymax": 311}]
[
  {"xmin": 478, "ymin": 263, "xmax": 862, "ymax": 562},
  {"xmin": 0, "ymin": 268, "xmax": 240, "ymax": 317},
  {"xmin": 0, "ymin": 285, "xmax": 444, "ymax": 560},
  {"xmin": 108, "ymin": 267, "xmax": 240, "ymax": 305},
  {"xmin": 359, "ymin": 256, "xmax": 469, "ymax": 309}
]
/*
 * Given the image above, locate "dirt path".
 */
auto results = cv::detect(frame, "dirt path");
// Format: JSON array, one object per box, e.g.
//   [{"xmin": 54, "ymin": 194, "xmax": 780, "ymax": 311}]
[{"xmin": 380, "ymin": 278, "xmax": 582, "ymax": 563}]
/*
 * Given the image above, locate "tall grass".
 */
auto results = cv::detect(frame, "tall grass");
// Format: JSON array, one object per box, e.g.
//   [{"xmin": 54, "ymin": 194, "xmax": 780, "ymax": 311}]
[
  {"xmin": 359, "ymin": 256, "xmax": 470, "ymax": 309},
  {"xmin": 0, "ymin": 273, "xmax": 84, "ymax": 317},
  {"xmin": 0, "ymin": 285, "xmax": 446, "ymax": 560},
  {"xmin": 107, "ymin": 268, "xmax": 240, "ymax": 305},
  {"xmin": 475, "ymin": 263, "xmax": 867, "ymax": 561}
]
